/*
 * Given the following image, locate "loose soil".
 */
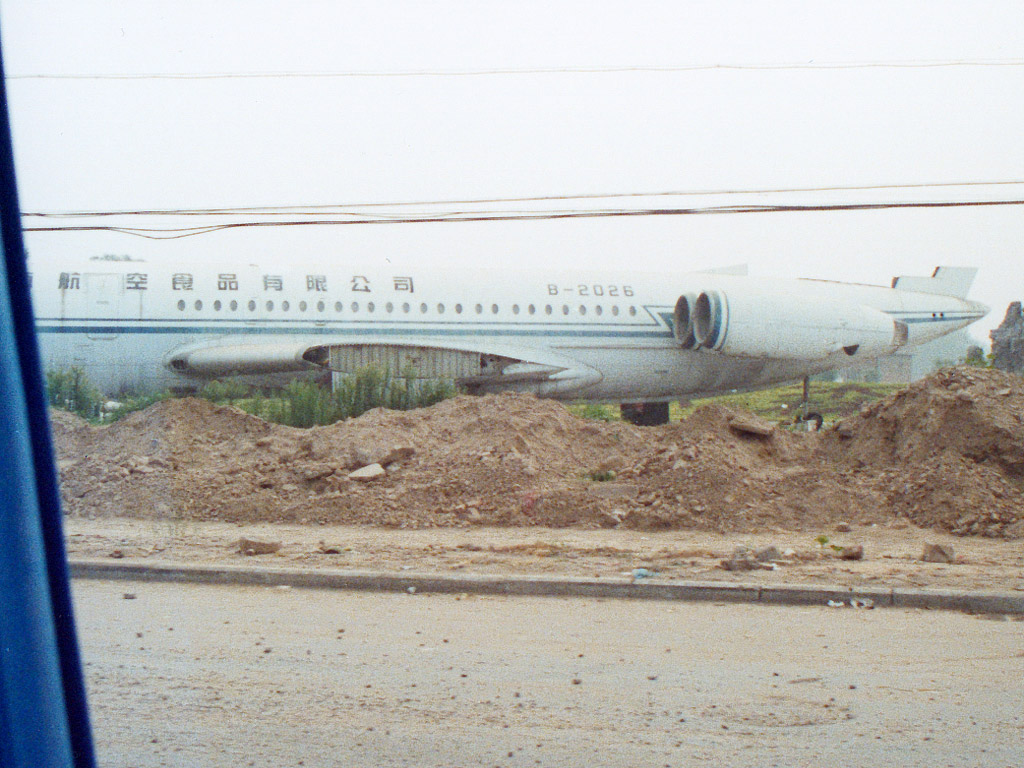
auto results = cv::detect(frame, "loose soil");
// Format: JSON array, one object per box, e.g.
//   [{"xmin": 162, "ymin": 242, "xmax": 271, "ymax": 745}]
[{"xmin": 55, "ymin": 367, "xmax": 1024, "ymax": 590}]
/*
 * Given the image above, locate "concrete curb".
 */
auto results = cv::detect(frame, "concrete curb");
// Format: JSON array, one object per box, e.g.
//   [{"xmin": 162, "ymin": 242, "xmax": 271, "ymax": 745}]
[{"xmin": 69, "ymin": 559, "xmax": 1024, "ymax": 614}]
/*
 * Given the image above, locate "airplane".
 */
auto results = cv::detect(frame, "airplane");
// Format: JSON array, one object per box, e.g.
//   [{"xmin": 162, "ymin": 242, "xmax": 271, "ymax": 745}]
[{"xmin": 29, "ymin": 257, "xmax": 987, "ymax": 424}]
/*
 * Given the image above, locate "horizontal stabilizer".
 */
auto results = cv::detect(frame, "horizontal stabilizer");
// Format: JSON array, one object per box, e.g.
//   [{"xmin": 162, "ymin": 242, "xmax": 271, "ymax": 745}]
[
  {"xmin": 698, "ymin": 263, "xmax": 748, "ymax": 276},
  {"xmin": 891, "ymin": 267, "xmax": 977, "ymax": 298}
]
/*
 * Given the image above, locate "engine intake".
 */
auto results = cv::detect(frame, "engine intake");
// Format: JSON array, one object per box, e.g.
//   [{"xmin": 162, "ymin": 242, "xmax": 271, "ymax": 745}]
[{"xmin": 672, "ymin": 293, "xmax": 698, "ymax": 348}]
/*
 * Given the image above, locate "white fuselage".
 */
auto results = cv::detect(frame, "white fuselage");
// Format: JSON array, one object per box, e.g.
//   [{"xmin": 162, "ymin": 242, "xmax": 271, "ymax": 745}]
[{"xmin": 29, "ymin": 258, "xmax": 987, "ymax": 400}]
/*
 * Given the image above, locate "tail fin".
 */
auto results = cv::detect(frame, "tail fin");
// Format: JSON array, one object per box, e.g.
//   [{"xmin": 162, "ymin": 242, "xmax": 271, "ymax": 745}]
[{"xmin": 891, "ymin": 267, "xmax": 977, "ymax": 298}]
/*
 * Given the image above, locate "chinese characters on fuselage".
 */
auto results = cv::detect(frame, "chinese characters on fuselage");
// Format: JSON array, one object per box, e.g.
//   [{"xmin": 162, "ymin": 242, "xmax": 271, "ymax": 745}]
[{"xmin": 58, "ymin": 272, "xmax": 419, "ymax": 294}]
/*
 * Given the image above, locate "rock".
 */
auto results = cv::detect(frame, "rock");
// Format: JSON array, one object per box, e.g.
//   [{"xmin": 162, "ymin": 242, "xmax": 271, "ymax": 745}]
[
  {"xmin": 727, "ymin": 412, "xmax": 776, "ymax": 437},
  {"xmin": 352, "ymin": 445, "xmax": 415, "ymax": 469},
  {"xmin": 834, "ymin": 522, "xmax": 852, "ymax": 533},
  {"xmin": 350, "ymin": 447, "xmax": 376, "ymax": 468},
  {"xmin": 237, "ymin": 537, "xmax": 282, "ymax": 555},
  {"xmin": 1002, "ymin": 520, "xmax": 1024, "ymax": 539},
  {"xmin": 378, "ymin": 446, "xmax": 415, "ymax": 467},
  {"xmin": 721, "ymin": 546, "xmax": 758, "ymax": 571},
  {"xmin": 317, "ymin": 540, "xmax": 343, "ymax": 554},
  {"xmin": 839, "ymin": 544, "xmax": 864, "ymax": 561},
  {"xmin": 754, "ymin": 545, "xmax": 782, "ymax": 562},
  {"xmin": 348, "ymin": 463, "xmax": 386, "ymax": 481},
  {"xmin": 302, "ymin": 465, "xmax": 335, "ymax": 481},
  {"xmin": 599, "ymin": 508, "xmax": 626, "ymax": 527},
  {"xmin": 921, "ymin": 543, "xmax": 954, "ymax": 563}
]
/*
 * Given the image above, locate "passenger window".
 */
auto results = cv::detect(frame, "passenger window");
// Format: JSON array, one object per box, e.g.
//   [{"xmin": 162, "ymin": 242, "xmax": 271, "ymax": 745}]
[
  {"xmin": 475, "ymin": 304, "xmax": 483, "ymax": 314},
  {"xmin": 334, "ymin": 302, "xmax": 342, "ymax": 312},
  {"xmin": 455, "ymin": 304, "xmax": 463, "ymax": 314},
  {"xmin": 248, "ymin": 300, "xmax": 257, "ymax": 311},
  {"xmin": 437, "ymin": 303, "xmax": 445, "ymax": 314},
  {"xmin": 266, "ymin": 301, "xmax": 274, "ymax": 311},
  {"xmin": 629, "ymin": 306, "xmax": 637, "ymax": 316},
  {"xmin": 512, "ymin": 304, "xmax": 520, "ymax": 315},
  {"xmin": 230, "ymin": 300, "xmax": 238, "ymax": 311},
  {"xmin": 578, "ymin": 305, "xmax": 586, "ymax": 315},
  {"xmin": 195, "ymin": 300, "xmax": 203, "ymax": 311},
  {"xmin": 545, "ymin": 305, "xmax": 552, "ymax": 315},
  {"xmin": 611, "ymin": 306, "xmax": 619, "ymax": 316},
  {"xmin": 317, "ymin": 301, "xmax": 325, "ymax": 312},
  {"xmin": 213, "ymin": 300, "xmax": 222, "ymax": 312},
  {"xmin": 386, "ymin": 302, "xmax": 394, "ymax": 313},
  {"xmin": 282, "ymin": 301, "xmax": 290, "ymax": 311},
  {"xmin": 491, "ymin": 304, "xmax": 499, "ymax": 314},
  {"xmin": 562, "ymin": 305, "xmax": 570, "ymax": 315},
  {"xmin": 528, "ymin": 304, "xmax": 536, "ymax": 315},
  {"xmin": 177, "ymin": 300, "xmax": 186, "ymax": 311},
  {"xmin": 299, "ymin": 301, "xmax": 307, "ymax": 312},
  {"xmin": 367, "ymin": 302, "xmax": 375, "ymax": 313},
  {"xmin": 402, "ymin": 302, "xmax": 411, "ymax": 313},
  {"xmin": 351, "ymin": 302, "xmax": 359, "ymax": 312}
]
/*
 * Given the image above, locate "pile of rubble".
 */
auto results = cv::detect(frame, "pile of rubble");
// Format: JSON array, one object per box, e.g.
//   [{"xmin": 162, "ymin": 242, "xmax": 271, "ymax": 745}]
[{"xmin": 53, "ymin": 367, "xmax": 1024, "ymax": 538}]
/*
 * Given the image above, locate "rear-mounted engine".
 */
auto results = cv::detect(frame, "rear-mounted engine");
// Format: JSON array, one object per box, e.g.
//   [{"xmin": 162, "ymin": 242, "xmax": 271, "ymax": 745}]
[{"xmin": 673, "ymin": 288, "xmax": 906, "ymax": 361}]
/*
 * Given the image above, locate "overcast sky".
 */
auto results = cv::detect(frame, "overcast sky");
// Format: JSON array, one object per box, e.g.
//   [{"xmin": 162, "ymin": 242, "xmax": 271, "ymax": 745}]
[{"xmin": 2, "ymin": 1, "xmax": 1023, "ymax": 344}]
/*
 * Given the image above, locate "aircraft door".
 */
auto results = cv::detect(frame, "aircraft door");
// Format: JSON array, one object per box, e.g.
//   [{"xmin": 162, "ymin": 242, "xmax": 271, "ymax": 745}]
[{"xmin": 58, "ymin": 271, "xmax": 125, "ymax": 340}]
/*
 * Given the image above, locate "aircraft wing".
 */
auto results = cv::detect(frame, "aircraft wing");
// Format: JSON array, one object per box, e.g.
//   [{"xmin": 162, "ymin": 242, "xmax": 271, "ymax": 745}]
[{"xmin": 164, "ymin": 335, "xmax": 603, "ymax": 396}]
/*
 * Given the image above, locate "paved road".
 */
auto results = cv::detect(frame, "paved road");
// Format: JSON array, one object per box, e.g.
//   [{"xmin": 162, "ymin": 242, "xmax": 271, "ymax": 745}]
[{"xmin": 72, "ymin": 580, "xmax": 1024, "ymax": 767}]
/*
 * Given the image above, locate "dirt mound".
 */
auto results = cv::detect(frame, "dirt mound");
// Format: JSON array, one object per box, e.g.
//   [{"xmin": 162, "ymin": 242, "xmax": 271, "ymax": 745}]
[
  {"xmin": 821, "ymin": 367, "xmax": 1024, "ymax": 537},
  {"xmin": 51, "ymin": 368, "xmax": 1024, "ymax": 537},
  {"xmin": 48, "ymin": 408, "xmax": 95, "ymax": 458}
]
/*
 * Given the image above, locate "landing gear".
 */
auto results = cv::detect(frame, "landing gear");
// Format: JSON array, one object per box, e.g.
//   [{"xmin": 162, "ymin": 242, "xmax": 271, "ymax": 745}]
[
  {"xmin": 794, "ymin": 375, "xmax": 823, "ymax": 431},
  {"xmin": 620, "ymin": 401, "xmax": 670, "ymax": 426}
]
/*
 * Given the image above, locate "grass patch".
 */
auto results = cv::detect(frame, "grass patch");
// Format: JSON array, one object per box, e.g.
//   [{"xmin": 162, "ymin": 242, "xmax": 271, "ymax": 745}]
[{"xmin": 568, "ymin": 380, "xmax": 902, "ymax": 425}]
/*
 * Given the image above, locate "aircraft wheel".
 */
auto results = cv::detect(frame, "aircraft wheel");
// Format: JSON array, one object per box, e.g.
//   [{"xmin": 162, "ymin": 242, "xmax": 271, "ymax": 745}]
[{"xmin": 797, "ymin": 412, "xmax": 824, "ymax": 431}]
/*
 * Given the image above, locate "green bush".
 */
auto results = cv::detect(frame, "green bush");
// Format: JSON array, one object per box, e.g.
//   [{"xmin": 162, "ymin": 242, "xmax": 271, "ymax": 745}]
[
  {"xmin": 575, "ymin": 402, "xmax": 616, "ymax": 421},
  {"xmin": 239, "ymin": 367, "xmax": 457, "ymax": 427},
  {"xmin": 45, "ymin": 365, "xmax": 456, "ymax": 428},
  {"xmin": 46, "ymin": 367, "xmax": 104, "ymax": 419},
  {"xmin": 199, "ymin": 378, "xmax": 251, "ymax": 405},
  {"xmin": 333, "ymin": 365, "xmax": 456, "ymax": 423}
]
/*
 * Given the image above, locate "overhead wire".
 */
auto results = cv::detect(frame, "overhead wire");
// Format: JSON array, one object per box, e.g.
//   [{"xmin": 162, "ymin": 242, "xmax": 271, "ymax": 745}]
[
  {"xmin": 20, "ymin": 179, "xmax": 1024, "ymax": 219},
  {"xmin": 22, "ymin": 198, "xmax": 1024, "ymax": 240}
]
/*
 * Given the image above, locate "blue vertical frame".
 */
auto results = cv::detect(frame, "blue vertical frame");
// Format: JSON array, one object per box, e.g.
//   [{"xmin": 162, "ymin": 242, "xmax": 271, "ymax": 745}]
[{"xmin": 0, "ymin": 23, "xmax": 97, "ymax": 768}]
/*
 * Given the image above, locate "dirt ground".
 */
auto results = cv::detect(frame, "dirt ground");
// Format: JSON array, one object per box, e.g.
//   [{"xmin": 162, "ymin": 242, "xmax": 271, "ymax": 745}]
[
  {"xmin": 74, "ymin": 580, "xmax": 1024, "ymax": 768},
  {"xmin": 53, "ymin": 366, "xmax": 1024, "ymax": 592}
]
